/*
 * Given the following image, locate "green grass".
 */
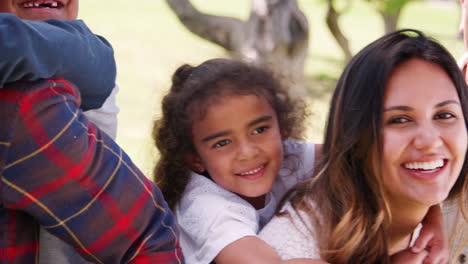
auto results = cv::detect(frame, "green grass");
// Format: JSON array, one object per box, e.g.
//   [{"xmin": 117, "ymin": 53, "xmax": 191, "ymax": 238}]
[{"xmin": 78, "ymin": 0, "xmax": 463, "ymax": 176}]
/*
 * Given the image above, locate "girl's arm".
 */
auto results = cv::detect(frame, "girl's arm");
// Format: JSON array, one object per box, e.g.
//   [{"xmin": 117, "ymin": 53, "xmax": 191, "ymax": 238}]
[
  {"xmin": 282, "ymin": 260, "xmax": 328, "ymax": 264},
  {"xmin": 214, "ymin": 236, "xmax": 326, "ymax": 264},
  {"xmin": 0, "ymin": 13, "xmax": 116, "ymax": 110},
  {"xmin": 390, "ymin": 248, "xmax": 429, "ymax": 264},
  {"xmin": 214, "ymin": 236, "xmax": 281, "ymax": 264}
]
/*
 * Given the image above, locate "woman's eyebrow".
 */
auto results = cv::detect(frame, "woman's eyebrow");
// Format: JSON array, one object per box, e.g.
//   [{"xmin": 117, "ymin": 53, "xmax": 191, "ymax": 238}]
[
  {"xmin": 383, "ymin": 105, "xmax": 412, "ymax": 112},
  {"xmin": 384, "ymin": 100, "xmax": 461, "ymax": 112},
  {"xmin": 435, "ymin": 100, "xmax": 460, "ymax": 108}
]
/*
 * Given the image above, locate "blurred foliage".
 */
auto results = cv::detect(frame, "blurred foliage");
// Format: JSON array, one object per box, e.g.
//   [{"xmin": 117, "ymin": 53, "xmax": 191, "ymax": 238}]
[{"xmin": 366, "ymin": 0, "xmax": 415, "ymax": 15}]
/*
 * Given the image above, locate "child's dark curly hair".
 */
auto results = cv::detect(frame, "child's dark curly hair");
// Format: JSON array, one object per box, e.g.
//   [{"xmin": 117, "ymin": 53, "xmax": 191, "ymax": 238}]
[{"xmin": 153, "ymin": 58, "xmax": 307, "ymax": 209}]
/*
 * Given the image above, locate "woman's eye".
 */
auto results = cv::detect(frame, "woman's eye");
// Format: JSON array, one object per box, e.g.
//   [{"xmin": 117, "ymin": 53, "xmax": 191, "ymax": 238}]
[
  {"xmin": 387, "ymin": 116, "xmax": 410, "ymax": 124},
  {"xmin": 435, "ymin": 112, "xmax": 455, "ymax": 120},
  {"xmin": 213, "ymin": 139, "xmax": 231, "ymax": 148},
  {"xmin": 253, "ymin": 126, "xmax": 269, "ymax": 135}
]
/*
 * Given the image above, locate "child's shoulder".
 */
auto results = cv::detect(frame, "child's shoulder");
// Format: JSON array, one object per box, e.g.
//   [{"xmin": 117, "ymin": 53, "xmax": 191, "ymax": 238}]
[
  {"xmin": 182, "ymin": 173, "xmax": 242, "ymax": 200},
  {"xmin": 283, "ymin": 140, "xmax": 315, "ymax": 156},
  {"xmin": 281, "ymin": 140, "xmax": 316, "ymax": 174},
  {"xmin": 175, "ymin": 173, "xmax": 260, "ymax": 240},
  {"xmin": 178, "ymin": 173, "xmax": 256, "ymax": 217},
  {"xmin": 269, "ymin": 141, "xmax": 317, "ymax": 197}
]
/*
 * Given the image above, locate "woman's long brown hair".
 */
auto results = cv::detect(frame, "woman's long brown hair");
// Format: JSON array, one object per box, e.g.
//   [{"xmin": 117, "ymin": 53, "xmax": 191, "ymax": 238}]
[{"xmin": 279, "ymin": 29, "xmax": 468, "ymax": 263}]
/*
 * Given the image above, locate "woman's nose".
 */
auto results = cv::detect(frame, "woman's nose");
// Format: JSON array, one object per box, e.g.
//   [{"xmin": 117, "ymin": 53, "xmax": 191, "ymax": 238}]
[{"xmin": 412, "ymin": 123, "xmax": 443, "ymax": 152}]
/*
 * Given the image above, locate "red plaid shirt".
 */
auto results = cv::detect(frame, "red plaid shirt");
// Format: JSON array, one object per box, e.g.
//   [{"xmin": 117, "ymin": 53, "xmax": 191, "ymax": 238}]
[{"xmin": 0, "ymin": 79, "xmax": 184, "ymax": 263}]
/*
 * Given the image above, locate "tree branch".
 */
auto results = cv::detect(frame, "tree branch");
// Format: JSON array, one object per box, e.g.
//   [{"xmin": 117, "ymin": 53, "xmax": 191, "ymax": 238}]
[{"xmin": 166, "ymin": 0, "xmax": 246, "ymax": 51}]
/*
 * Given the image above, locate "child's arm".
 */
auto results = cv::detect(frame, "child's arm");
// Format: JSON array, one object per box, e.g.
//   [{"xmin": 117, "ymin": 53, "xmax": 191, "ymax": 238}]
[
  {"xmin": 390, "ymin": 248, "xmax": 429, "ymax": 264},
  {"xmin": 214, "ymin": 237, "xmax": 326, "ymax": 264},
  {"xmin": 0, "ymin": 13, "xmax": 116, "ymax": 111},
  {"xmin": 281, "ymin": 260, "xmax": 328, "ymax": 264},
  {"xmin": 214, "ymin": 236, "xmax": 281, "ymax": 264},
  {"xmin": 411, "ymin": 205, "xmax": 448, "ymax": 264}
]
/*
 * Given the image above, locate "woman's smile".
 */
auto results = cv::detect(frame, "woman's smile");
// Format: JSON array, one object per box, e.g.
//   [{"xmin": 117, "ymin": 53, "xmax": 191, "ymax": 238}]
[{"xmin": 400, "ymin": 158, "xmax": 447, "ymax": 181}]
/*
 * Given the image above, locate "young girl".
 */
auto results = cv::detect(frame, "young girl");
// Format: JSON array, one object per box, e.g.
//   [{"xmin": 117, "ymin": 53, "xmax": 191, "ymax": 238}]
[
  {"xmin": 259, "ymin": 29, "xmax": 468, "ymax": 263},
  {"xmin": 153, "ymin": 58, "xmax": 448, "ymax": 264}
]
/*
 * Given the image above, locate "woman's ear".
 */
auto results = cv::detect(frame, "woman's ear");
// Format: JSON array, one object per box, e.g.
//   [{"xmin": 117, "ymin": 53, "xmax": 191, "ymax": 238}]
[{"xmin": 186, "ymin": 153, "xmax": 205, "ymax": 173}]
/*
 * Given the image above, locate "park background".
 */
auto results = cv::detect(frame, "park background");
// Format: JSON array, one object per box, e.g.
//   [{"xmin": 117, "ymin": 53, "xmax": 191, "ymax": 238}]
[{"xmin": 79, "ymin": 0, "xmax": 465, "ymax": 176}]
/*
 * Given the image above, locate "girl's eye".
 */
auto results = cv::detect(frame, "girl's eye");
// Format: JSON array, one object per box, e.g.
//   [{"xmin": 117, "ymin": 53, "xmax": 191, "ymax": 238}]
[
  {"xmin": 252, "ymin": 126, "xmax": 269, "ymax": 135},
  {"xmin": 387, "ymin": 116, "xmax": 410, "ymax": 125},
  {"xmin": 213, "ymin": 139, "xmax": 231, "ymax": 148},
  {"xmin": 435, "ymin": 112, "xmax": 455, "ymax": 120}
]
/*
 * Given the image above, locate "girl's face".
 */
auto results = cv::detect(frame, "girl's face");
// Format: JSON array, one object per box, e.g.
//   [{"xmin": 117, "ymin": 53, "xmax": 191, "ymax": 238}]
[
  {"xmin": 190, "ymin": 93, "xmax": 283, "ymax": 204},
  {"xmin": 381, "ymin": 58, "xmax": 467, "ymax": 209}
]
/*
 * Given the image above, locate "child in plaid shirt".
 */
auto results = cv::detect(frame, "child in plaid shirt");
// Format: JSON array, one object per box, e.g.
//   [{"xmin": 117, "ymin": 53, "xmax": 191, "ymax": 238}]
[{"xmin": 0, "ymin": 11, "xmax": 183, "ymax": 264}]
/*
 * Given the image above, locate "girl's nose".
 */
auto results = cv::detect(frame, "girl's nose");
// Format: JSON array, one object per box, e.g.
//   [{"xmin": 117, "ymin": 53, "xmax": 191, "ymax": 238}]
[{"xmin": 237, "ymin": 141, "xmax": 260, "ymax": 160}]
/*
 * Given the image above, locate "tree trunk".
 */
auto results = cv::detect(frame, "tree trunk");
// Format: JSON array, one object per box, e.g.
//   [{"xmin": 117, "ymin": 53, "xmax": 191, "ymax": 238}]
[
  {"xmin": 325, "ymin": 0, "xmax": 352, "ymax": 63},
  {"xmin": 365, "ymin": 0, "xmax": 411, "ymax": 35},
  {"xmin": 166, "ymin": 0, "xmax": 309, "ymax": 98},
  {"xmin": 380, "ymin": 9, "xmax": 401, "ymax": 34}
]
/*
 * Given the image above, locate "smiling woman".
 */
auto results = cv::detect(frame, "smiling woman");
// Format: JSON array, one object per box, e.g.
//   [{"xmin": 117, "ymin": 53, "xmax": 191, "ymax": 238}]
[
  {"xmin": 0, "ymin": 0, "xmax": 77, "ymax": 20},
  {"xmin": 259, "ymin": 29, "xmax": 468, "ymax": 263}
]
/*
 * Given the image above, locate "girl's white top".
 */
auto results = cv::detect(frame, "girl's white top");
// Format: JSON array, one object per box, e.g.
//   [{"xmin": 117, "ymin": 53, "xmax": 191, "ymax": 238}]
[{"xmin": 175, "ymin": 141, "xmax": 316, "ymax": 264}]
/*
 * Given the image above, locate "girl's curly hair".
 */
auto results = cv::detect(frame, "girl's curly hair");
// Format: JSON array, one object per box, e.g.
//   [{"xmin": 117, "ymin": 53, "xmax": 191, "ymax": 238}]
[{"xmin": 153, "ymin": 58, "xmax": 306, "ymax": 209}]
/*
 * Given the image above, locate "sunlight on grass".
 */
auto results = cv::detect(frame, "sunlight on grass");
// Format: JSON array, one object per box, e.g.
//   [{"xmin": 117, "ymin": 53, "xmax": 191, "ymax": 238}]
[{"xmin": 79, "ymin": 0, "xmax": 462, "ymax": 176}]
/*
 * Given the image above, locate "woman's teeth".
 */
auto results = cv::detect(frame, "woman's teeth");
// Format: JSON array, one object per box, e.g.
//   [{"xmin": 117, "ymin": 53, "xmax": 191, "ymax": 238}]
[{"xmin": 403, "ymin": 159, "xmax": 444, "ymax": 171}]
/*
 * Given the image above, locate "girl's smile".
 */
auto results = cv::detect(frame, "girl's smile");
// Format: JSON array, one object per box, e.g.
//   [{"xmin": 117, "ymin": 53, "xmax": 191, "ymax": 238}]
[{"xmin": 235, "ymin": 163, "xmax": 267, "ymax": 180}]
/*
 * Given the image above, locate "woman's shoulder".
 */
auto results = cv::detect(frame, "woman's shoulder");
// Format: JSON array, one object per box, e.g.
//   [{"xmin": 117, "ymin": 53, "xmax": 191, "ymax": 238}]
[{"xmin": 259, "ymin": 202, "xmax": 321, "ymax": 259}]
